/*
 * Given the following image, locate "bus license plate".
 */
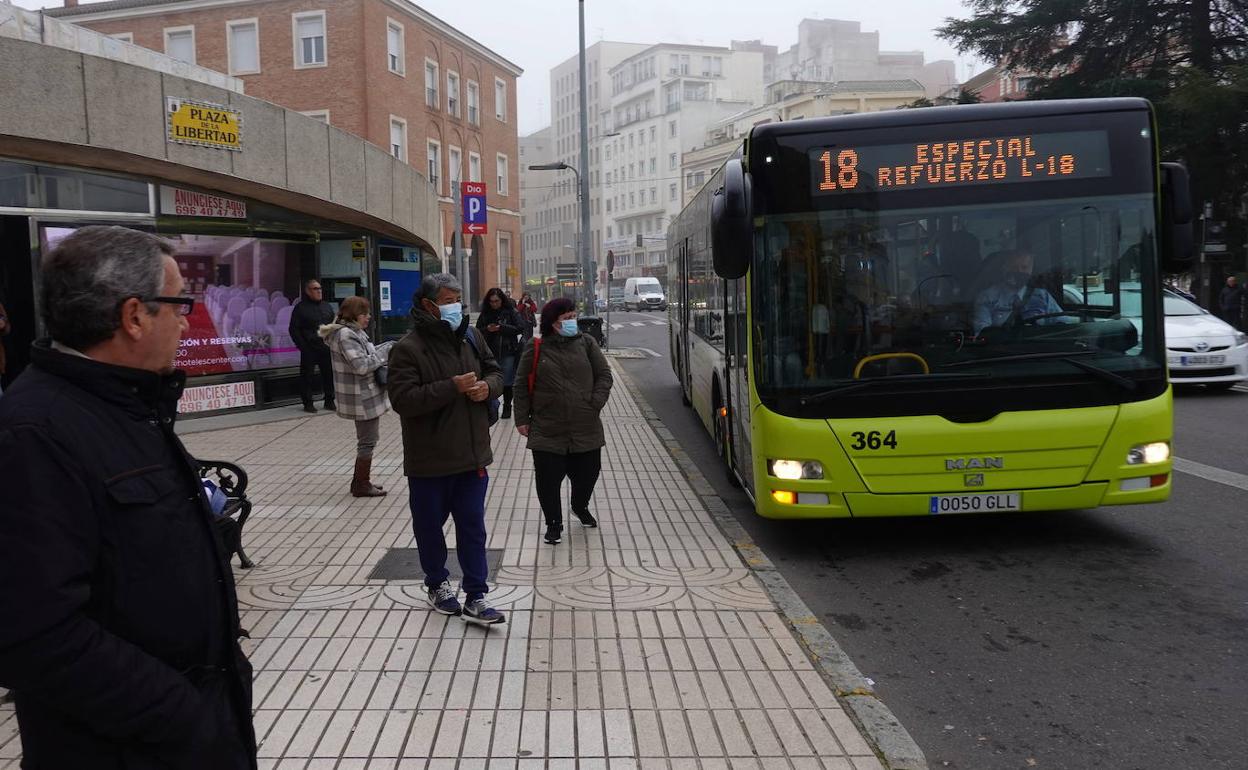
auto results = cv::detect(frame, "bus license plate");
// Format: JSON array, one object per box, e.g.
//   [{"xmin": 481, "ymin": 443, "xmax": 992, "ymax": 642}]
[{"xmin": 929, "ymin": 492, "xmax": 1021, "ymax": 514}]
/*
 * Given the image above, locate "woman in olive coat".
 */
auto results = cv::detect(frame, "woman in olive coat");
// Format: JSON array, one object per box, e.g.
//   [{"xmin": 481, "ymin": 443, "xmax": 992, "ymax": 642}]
[{"xmin": 513, "ymin": 297, "xmax": 613, "ymax": 544}]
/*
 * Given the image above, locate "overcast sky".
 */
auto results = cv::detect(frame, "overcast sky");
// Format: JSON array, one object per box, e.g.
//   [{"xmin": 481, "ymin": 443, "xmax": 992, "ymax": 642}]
[{"xmin": 14, "ymin": 0, "xmax": 987, "ymax": 135}]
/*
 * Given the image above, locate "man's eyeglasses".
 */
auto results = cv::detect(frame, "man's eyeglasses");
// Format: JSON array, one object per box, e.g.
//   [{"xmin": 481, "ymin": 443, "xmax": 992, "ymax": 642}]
[{"xmin": 141, "ymin": 296, "xmax": 195, "ymax": 316}]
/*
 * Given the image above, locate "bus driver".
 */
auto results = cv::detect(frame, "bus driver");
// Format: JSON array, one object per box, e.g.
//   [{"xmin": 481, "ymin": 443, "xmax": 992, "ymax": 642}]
[{"xmin": 972, "ymin": 249, "xmax": 1068, "ymax": 335}]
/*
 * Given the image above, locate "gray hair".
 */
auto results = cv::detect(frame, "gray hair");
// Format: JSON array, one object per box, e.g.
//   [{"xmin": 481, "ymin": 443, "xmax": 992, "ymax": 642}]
[
  {"xmin": 418, "ymin": 272, "xmax": 462, "ymax": 304},
  {"xmin": 41, "ymin": 226, "xmax": 172, "ymax": 350}
]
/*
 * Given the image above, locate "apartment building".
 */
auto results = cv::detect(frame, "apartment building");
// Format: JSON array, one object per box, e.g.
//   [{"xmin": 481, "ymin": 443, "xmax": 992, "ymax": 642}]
[
  {"xmin": 775, "ymin": 18, "xmax": 955, "ymax": 99},
  {"xmin": 532, "ymin": 42, "xmax": 648, "ymax": 291},
  {"xmin": 50, "ymin": 0, "xmax": 523, "ymax": 296},
  {"xmin": 682, "ymin": 78, "xmax": 926, "ymax": 207},
  {"xmin": 600, "ymin": 42, "xmax": 764, "ymax": 284},
  {"xmin": 518, "ymin": 126, "xmax": 571, "ymax": 300}
]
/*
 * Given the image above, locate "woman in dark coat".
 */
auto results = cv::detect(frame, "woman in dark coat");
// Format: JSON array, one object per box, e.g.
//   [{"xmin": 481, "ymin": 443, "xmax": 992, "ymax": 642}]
[
  {"xmin": 516, "ymin": 292, "xmax": 538, "ymax": 340},
  {"xmin": 513, "ymin": 297, "xmax": 614, "ymax": 545},
  {"xmin": 475, "ymin": 287, "xmax": 525, "ymax": 419}
]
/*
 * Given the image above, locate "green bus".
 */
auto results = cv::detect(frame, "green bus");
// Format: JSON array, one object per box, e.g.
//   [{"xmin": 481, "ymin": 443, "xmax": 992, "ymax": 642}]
[{"xmin": 668, "ymin": 98, "xmax": 1193, "ymax": 518}]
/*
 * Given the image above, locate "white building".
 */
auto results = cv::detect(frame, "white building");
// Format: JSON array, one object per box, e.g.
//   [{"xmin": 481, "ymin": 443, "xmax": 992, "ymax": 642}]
[
  {"xmin": 534, "ymin": 41, "xmax": 649, "ymax": 297},
  {"xmin": 600, "ymin": 42, "xmax": 765, "ymax": 285},
  {"xmin": 519, "ymin": 126, "xmax": 569, "ymax": 298},
  {"xmin": 774, "ymin": 18, "xmax": 955, "ymax": 99},
  {"xmin": 682, "ymin": 79, "xmax": 928, "ymax": 207}
]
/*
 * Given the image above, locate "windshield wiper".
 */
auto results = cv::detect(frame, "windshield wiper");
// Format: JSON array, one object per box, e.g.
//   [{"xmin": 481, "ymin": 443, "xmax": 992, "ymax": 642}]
[
  {"xmin": 940, "ymin": 350, "xmax": 1136, "ymax": 391},
  {"xmin": 798, "ymin": 372, "xmax": 991, "ymax": 406}
]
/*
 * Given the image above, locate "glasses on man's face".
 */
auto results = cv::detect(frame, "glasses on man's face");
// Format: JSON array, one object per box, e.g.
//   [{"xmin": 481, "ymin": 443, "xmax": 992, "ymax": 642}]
[
  {"xmin": 141, "ymin": 296, "xmax": 195, "ymax": 316},
  {"xmin": 309, "ymin": 286, "xmax": 323, "ymax": 292}
]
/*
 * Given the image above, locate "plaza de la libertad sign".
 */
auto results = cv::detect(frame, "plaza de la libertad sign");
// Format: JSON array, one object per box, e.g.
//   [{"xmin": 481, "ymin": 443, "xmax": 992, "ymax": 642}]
[{"xmin": 166, "ymin": 97, "xmax": 242, "ymax": 151}]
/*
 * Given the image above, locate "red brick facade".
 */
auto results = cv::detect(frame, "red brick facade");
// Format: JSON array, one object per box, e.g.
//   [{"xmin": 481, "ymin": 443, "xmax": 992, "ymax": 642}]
[{"xmin": 69, "ymin": 0, "xmax": 521, "ymax": 296}]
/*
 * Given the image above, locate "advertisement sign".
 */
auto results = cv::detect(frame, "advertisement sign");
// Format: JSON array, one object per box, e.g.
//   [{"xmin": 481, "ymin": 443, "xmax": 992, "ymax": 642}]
[
  {"xmin": 379, "ymin": 281, "xmax": 393, "ymax": 312},
  {"xmin": 166, "ymin": 97, "xmax": 242, "ymax": 151},
  {"xmin": 160, "ymin": 187, "xmax": 247, "ymax": 219},
  {"xmin": 178, "ymin": 381, "xmax": 256, "ymax": 413},
  {"xmin": 42, "ymin": 227, "xmax": 310, "ymax": 377}
]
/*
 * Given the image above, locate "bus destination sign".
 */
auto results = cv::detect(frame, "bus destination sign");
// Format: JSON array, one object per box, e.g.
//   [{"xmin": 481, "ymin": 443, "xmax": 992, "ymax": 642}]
[{"xmin": 809, "ymin": 130, "xmax": 1111, "ymax": 195}]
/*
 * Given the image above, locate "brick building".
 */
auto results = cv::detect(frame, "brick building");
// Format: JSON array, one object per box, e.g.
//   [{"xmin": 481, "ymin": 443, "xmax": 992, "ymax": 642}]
[{"xmin": 49, "ymin": 0, "xmax": 523, "ymax": 297}]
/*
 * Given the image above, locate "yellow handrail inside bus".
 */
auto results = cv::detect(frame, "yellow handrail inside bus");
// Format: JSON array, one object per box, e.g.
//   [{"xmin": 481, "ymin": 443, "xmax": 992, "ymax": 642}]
[{"xmin": 853, "ymin": 352, "xmax": 930, "ymax": 379}]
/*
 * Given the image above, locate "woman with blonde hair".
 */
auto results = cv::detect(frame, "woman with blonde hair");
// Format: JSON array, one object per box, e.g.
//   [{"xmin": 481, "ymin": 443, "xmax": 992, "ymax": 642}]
[{"xmin": 319, "ymin": 295, "xmax": 390, "ymax": 496}]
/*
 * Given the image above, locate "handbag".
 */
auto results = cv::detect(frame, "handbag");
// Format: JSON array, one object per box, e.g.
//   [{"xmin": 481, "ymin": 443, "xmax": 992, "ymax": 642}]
[
  {"xmin": 463, "ymin": 331, "xmax": 500, "ymax": 426},
  {"xmin": 374, "ymin": 365, "xmax": 388, "ymax": 387}
]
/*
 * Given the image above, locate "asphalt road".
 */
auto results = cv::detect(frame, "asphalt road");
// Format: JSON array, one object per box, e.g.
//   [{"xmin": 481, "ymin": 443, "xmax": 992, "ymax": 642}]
[{"xmin": 606, "ymin": 311, "xmax": 1248, "ymax": 770}]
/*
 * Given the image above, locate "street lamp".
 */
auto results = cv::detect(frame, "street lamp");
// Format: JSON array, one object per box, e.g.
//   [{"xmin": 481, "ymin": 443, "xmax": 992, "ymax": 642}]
[{"xmin": 529, "ymin": 161, "xmax": 591, "ymax": 309}]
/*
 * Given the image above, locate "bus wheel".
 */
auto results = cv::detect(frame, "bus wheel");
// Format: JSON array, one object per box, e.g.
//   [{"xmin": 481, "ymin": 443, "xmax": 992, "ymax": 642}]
[{"xmin": 712, "ymin": 387, "xmax": 742, "ymax": 488}]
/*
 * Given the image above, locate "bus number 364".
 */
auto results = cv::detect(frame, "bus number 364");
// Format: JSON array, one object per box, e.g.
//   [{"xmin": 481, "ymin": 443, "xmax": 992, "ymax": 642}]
[{"xmin": 850, "ymin": 430, "xmax": 897, "ymax": 450}]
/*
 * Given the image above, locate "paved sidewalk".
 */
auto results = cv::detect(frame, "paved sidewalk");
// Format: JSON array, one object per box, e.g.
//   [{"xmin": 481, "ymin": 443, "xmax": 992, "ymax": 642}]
[{"xmin": 0, "ymin": 366, "xmax": 885, "ymax": 769}]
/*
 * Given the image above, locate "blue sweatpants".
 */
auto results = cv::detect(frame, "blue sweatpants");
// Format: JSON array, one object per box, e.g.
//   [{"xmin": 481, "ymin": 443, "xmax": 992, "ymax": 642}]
[{"xmin": 407, "ymin": 471, "xmax": 490, "ymax": 599}]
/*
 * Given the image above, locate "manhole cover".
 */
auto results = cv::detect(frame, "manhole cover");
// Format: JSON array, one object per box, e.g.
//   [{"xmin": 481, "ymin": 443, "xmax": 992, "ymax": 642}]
[{"xmin": 367, "ymin": 548, "xmax": 504, "ymax": 582}]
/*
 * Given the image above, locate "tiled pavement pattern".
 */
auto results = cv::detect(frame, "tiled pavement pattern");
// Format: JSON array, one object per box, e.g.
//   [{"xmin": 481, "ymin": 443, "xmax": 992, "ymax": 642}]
[{"xmin": 0, "ymin": 367, "xmax": 884, "ymax": 770}]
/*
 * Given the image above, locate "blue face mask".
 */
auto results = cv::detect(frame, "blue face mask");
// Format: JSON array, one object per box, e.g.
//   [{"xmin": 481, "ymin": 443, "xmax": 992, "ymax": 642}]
[
  {"xmin": 437, "ymin": 302, "xmax": 463, "ymax": 329},
  {"xmin": 557, "ymin": 318, "xmax": 579, "ymax": 337}
]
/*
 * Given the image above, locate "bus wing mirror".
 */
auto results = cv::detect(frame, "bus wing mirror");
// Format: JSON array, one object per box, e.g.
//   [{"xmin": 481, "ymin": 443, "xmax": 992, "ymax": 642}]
[
  {"xmin": 1160, "ymin": 162, "xmax": 1194, "ymax": 272},
  {"xmin": 712, "ymin": 159, "xmax": 752, "ymax": 279}
]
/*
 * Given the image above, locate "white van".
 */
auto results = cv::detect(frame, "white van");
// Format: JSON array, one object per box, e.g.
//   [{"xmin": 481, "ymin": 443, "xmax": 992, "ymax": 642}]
[{"xmin": 623, "ymin": 276, "xmax": 666, "ymax": 312}]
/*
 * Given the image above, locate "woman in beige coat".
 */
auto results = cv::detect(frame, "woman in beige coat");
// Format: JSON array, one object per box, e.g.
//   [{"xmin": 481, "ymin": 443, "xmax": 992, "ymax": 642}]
[
  {"xmin": 319, "ymin": 296, "xmax": 390, "ymax": 497},
  {"xmin": 513, "ymin": 297, "xmax": 613, "ymax": 544}
]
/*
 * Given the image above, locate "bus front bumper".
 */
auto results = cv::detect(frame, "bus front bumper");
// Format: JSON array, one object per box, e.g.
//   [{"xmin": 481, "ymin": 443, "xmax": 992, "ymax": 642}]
[{"xmin": 757, "ymin": 477, "xmax": 1170, "ymax": 519}]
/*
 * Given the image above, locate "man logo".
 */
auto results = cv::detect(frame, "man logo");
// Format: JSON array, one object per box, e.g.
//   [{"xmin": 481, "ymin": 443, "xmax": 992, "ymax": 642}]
[
  {"xmin": 945, "ymin": 457, "xmax": 1004, "ymax": 471},
  {"xmin": 965, "ymin": 473, "xmax": 985, "ymax": 487}
]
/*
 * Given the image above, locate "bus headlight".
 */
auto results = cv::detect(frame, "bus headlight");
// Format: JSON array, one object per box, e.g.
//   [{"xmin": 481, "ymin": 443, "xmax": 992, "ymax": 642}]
[
  {"xmin": 768, "ymin": 459, "xmax": 824, "ymax": 480},
  {"xmin": 1127, "ymin": 442, "xmax": 1170, "ymax": 465}
]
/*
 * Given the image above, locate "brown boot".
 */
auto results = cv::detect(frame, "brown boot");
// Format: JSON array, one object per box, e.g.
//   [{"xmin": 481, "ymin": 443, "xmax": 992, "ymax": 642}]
[{"xmin": 350, "ymin": 456, "xmax": 387, "ymax": 497}]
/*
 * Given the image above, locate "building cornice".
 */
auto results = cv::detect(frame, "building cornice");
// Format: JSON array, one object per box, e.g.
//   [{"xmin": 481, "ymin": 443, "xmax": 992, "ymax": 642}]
[
  {"xmin": 383, "ymin": 0, "xmax": 522, "ymax": 77},
  {"xmin": 48, "ymin": 0, "xmax": 522, "ymax": 77}
]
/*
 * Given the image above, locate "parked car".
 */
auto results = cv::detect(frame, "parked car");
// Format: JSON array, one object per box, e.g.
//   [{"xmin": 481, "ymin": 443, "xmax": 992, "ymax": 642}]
[
  {"xmin": 1063, "ymin": 284, "xmax": 1248, "ymax": 389},
  {"xmin": 608, "ymin": 287, "xmax": 626, "ymax": 310}
]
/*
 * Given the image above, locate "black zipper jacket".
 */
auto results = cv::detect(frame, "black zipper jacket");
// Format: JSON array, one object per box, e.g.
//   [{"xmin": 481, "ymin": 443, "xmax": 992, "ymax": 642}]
[{"xmin": 0, "ymin": 341, "xmax": 256, "ymax": 769}]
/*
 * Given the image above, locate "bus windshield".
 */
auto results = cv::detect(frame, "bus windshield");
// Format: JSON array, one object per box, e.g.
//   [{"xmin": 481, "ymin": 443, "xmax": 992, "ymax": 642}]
[{"xmin": 753, "ymin": 192, "xmax": 1166, "ymax": 413}]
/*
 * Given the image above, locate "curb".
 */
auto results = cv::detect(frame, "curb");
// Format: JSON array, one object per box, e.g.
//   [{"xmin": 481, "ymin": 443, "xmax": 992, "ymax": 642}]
[{"xmin": 613, "ymin": 363, "xmax": 929, "ymax": 770}]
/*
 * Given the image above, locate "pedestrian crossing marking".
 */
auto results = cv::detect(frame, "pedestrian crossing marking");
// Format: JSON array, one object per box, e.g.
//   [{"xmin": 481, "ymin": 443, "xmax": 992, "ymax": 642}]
[{"xmin": 611, "ymin": 320, "xmax": 667, "ymax": 330}]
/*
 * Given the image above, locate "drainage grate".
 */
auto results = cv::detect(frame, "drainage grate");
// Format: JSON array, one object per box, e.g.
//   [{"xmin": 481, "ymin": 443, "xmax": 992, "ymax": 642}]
[{"xmin": 368, "ymin": 547, "xmax": 504, "ymax": 582}]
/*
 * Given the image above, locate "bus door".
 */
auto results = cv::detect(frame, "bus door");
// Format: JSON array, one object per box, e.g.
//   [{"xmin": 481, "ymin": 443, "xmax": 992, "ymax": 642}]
[
  {"xmin": 678, "ymin": 238, "xmax": 692, "ymax": 397},
  {"xmin": 728, "ymin": 275, "xmax": 754, "ymax": 490}
]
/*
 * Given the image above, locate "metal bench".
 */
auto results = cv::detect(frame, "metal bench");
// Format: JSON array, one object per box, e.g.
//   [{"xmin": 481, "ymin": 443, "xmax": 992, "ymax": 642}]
[{"xmin": 198, "ymin": 459, "xmax": 256, "ymax": 569}]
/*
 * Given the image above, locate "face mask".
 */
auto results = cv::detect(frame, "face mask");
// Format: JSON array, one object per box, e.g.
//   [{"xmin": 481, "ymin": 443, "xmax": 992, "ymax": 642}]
[
  {"xmin": 436, "ymin": 302, "xmax": 463, "ymax": 329},
  {"xmin": 558, "ymin": 318, "xmax": 579, "ymax": 337}
]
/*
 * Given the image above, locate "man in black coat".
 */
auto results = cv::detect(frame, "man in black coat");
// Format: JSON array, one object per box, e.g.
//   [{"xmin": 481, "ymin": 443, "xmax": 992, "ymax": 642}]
[
  {"xmin": 289, "ymin": 278, "xmax": 336, "ymax": 412},
  {"xmin": 0, "ymin": 226, "xmax": 256, "ymax": 769},
  {"xmin": 1219, "ymin": 275, "xmax": 1244, "ymax": 330}
]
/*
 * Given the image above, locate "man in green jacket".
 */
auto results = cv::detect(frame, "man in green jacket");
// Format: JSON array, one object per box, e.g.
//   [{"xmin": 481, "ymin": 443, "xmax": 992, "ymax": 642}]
[{"xmin": 387, "ymin": 273, "xmax": 505, "ymax": 625}]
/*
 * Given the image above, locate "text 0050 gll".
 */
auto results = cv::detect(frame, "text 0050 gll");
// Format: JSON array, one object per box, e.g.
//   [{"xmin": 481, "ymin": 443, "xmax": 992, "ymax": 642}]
[{"xmin": 929, "ymin": 492, "xmax": 1021, "ymax": 514}]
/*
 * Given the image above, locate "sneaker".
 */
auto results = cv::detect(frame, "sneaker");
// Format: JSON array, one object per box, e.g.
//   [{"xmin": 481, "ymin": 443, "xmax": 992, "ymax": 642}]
[
  {"xmin": 574, "ymin": 509, "xmax": 598, "ymax": 528},
  {"xmin": 462, "ymin": 597, "xmax": 506, "ymax": 626},
  {"xmin": 544, "ymin": 525, "xmax": 562, "ymax": 544},
  {"xmin": 426, "ymin": 580, "xmax": 461, "ymax": 616}
]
